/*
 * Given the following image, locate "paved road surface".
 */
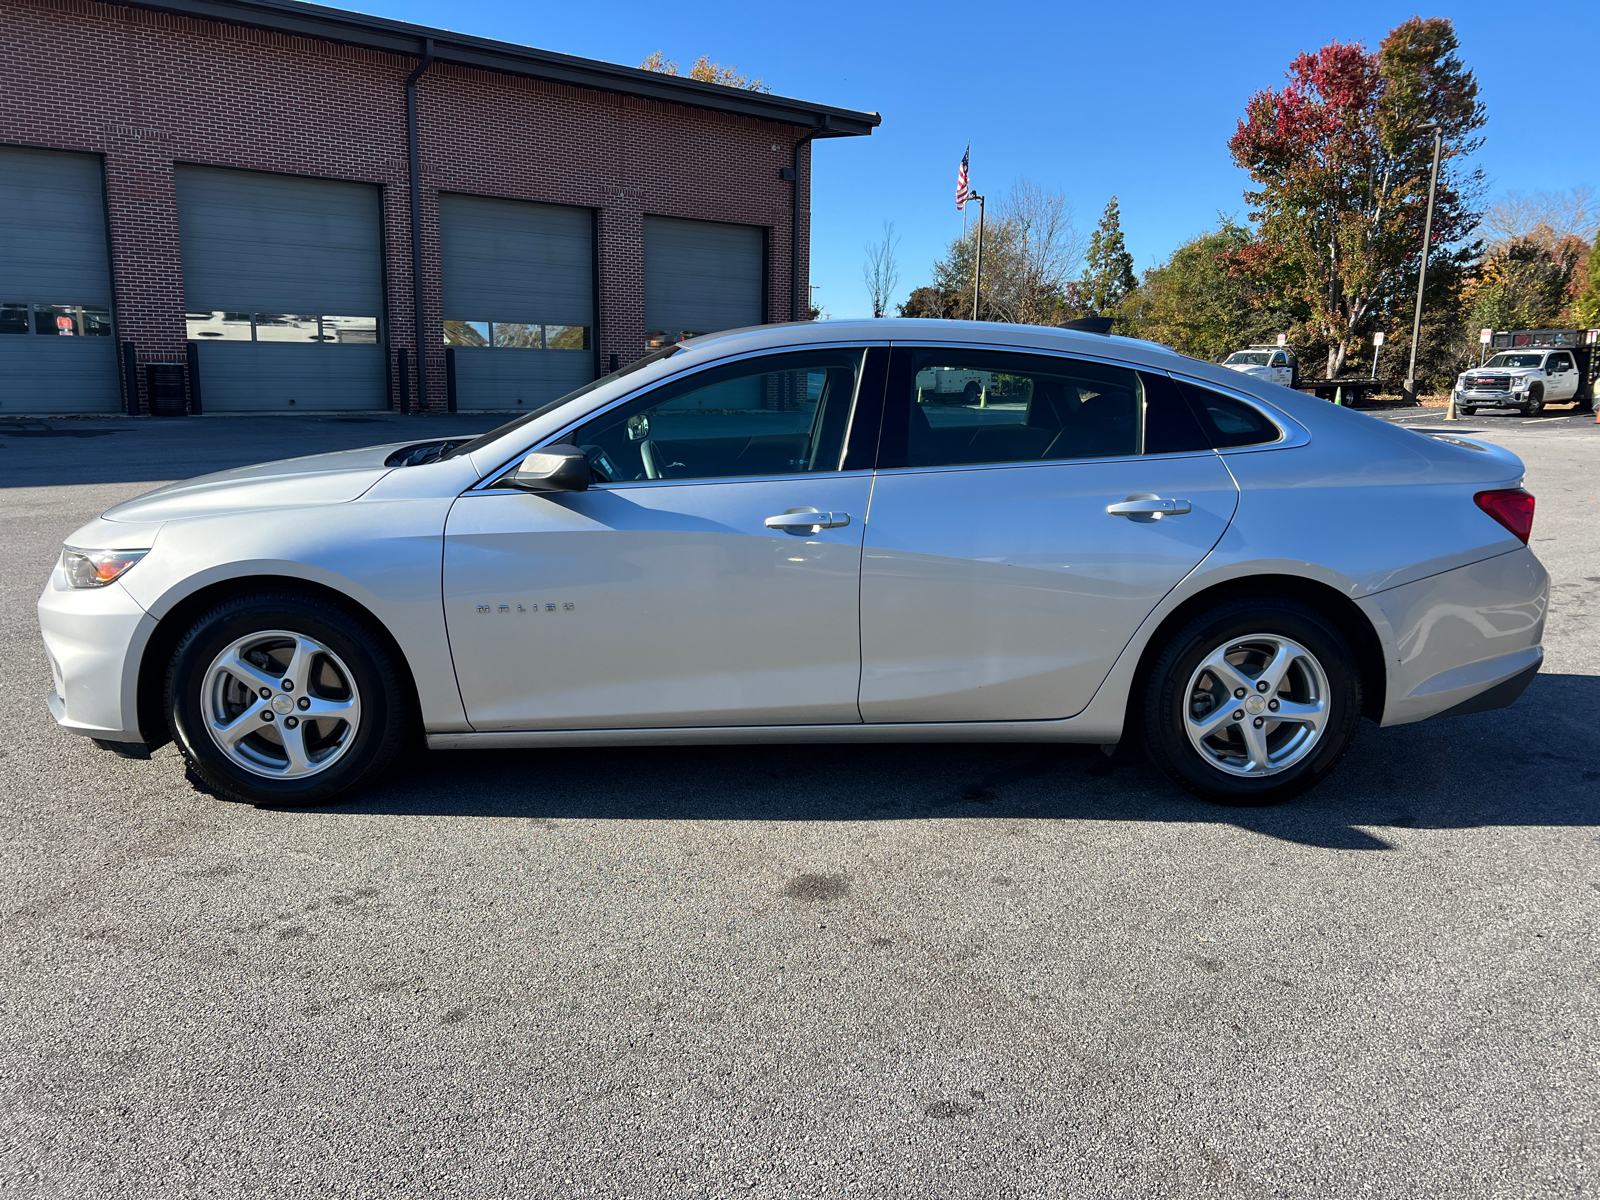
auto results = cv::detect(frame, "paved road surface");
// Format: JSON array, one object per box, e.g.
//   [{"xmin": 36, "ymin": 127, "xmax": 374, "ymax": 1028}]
[{"xmin": 2, "ymin": 408, "xmax": 1596, "ymax": 1198}]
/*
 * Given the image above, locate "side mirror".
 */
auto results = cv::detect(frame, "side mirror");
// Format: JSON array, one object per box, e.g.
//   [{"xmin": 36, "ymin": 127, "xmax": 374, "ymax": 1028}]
[{"xmin": 505, "ymin": 444, "xmax": 590, "ymax": 492}]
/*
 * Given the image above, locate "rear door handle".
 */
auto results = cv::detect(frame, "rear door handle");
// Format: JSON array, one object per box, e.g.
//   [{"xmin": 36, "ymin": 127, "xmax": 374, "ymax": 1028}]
[
  {"xmin": 765, "ymin": 507, "xmax": 851, "ymax": 534},
  {"xmin": 1106, "ymin": 493, "xmax": 1192, "ymax": 519}
]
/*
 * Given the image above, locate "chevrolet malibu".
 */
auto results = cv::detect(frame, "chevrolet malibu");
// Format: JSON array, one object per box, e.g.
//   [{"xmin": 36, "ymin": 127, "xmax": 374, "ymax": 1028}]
[{"xmin": 39, "ymin": 320, "xmax": 1548, "ymax": 807}]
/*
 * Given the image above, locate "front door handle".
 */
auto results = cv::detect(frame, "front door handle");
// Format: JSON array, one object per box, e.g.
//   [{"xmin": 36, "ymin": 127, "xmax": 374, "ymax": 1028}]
[
  {"xmin": 765, "ymin": 507, "xmax": 851, "ymax": 535},
  {"xmin": 1106, "ymin": 493, "xmax": 1192, "ymax": 519}
]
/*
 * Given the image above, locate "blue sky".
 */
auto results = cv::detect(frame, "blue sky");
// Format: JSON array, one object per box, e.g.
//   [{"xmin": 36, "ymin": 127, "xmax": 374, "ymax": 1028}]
[{"xmin": 358, "ymin": 0, "xmax": 1597, "ymax": 318}]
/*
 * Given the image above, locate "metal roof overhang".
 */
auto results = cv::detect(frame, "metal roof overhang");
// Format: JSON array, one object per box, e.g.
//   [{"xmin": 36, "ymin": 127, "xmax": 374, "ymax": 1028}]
[{"xmin": 115, "ymin": 0, "xmax": 881, "ymax": 136}]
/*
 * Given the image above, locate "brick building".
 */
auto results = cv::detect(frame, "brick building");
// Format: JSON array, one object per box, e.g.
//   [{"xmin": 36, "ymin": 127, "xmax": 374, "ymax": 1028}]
[{"xmin": 0, "ymin": 0, "xmax": 878, "ymax": 415}]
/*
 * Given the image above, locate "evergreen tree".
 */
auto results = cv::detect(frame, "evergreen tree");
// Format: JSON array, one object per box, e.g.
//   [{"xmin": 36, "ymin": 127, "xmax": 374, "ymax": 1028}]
[{"xmin": 1079, "ymin": 197, "xmax": 1137, "ymax": 317}]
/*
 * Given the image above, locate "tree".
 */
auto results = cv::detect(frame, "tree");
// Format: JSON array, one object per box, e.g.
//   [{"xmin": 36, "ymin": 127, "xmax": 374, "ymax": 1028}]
[
  {"xmin": 639, "ymin": 52, "xmax": 768, "ymax": 92},
  {"xmin": 862, "ymin": 221, "xmax": 901, "ymax": 318},
  {"xmin": 1121, "ymin": 218, "xmax": 1297, "ymax": 361},
  {"xmin": 901, "ymin": 180, "xmax": 1082, "ymax": 325},
  {"xmin": 1572, "ymin": 239, "xmax": 1600, "ymax": 328},
  {"xmin": 1229, "ymin": 18, "xmax": 1487, "ymax": 377},
  {"xmin": 1464, "ymin": 231, "xmax": 1589, "ymax": 331},
  {"xmin": 1078, "ymin": 197, "xmax": 1137, "ymax": 318},
  {"xmin": 1480, "ymin": 186, "xmax": 1596, "ymax": 247}
]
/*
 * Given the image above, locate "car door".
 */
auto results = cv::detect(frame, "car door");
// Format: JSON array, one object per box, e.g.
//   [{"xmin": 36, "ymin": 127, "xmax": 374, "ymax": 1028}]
[
  {"xmin": 858, "ymin": 346, "xmax": 1241, "ymax": 723},
  {"xmin": 1547, "ymin": 352, "xmax": 1577, "ymax": 401},
  {"xmin": 444, "ymin": 346, "xmax": 881, "ymax": 731},
  {"xmin": 1269, "ymin": 350, "xmax": 1291, "ymax": 386}
]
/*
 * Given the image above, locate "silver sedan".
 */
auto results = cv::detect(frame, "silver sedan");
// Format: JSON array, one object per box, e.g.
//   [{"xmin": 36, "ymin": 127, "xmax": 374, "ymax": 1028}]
[{"xmin": 38, "ymin": 320, "xmax": 1548, "ymax": 806}]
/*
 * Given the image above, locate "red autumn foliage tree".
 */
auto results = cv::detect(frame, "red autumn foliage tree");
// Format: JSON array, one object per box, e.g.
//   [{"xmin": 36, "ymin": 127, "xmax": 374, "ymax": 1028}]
[{"xmin": 1230, "ymin": 18, "xmax": 1486, "ymax": 376}]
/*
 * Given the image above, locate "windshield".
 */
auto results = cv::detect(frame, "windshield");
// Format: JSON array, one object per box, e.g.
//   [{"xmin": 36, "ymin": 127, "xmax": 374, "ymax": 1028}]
[
  {"xmin": 1224, "ymin": 352, "xmax": 1270, "ymax": 366},
  {"xmin": 1480, "ymin": 354, "xmax": 1544, "ymax": 369},
  {"xmin": 441, "ymin": 346, "xmax": 681, "ymax": 461}
]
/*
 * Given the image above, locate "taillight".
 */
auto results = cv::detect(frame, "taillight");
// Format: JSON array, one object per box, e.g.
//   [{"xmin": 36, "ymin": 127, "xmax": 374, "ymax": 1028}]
[{"xmin": 1474, "ymin": 488, "xmax": 1535, "ymax": 544}]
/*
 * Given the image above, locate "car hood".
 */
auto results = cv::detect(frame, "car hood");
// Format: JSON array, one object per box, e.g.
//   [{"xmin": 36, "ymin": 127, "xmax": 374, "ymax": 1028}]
[{"xmin": 101, "ymin": 443, "xmax": 405, "ymax": 523}]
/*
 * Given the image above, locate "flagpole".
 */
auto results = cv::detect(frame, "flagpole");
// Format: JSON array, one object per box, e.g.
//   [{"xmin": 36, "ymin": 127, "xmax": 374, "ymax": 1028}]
[{"xmin": 970, "ymin": 193, "xmax": 985, "ymax": 321}]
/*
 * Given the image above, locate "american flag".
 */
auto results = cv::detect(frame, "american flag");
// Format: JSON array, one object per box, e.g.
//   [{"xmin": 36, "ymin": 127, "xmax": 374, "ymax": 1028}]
[{"xmin": 956, "ymin": 145, "xmax": 970, "ymax": 211}]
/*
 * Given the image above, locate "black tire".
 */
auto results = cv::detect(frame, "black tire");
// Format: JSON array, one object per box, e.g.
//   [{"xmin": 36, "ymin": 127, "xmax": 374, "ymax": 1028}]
[
  {"xmin": 1140, "ymin": 596, "xmax": 1363, "ymax": 806},
  {"xmin": 1521, "ymin": 385, "xmax": 1543, "ymax": 416},
  {"xmin": 165, "ymin": 591, "xmax": 411, "ymax": 805}
]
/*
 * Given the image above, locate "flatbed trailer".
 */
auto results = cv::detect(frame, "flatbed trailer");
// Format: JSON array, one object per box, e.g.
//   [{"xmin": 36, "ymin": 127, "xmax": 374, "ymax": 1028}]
[{"xmin": 1292, "ymin": 378, "xmax": 1384, "ymax": 407}]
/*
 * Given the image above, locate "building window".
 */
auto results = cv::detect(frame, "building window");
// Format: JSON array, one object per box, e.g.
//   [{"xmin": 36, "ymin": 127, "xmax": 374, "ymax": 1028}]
[
  {"xmin": 185, "ymin": 312, "xmax": 381, "ymax": 344},
  {"xmin": 254, "ymin": 313, "xmax": 321, "ymax": 343},
  {"xmin": 321, "ymin": 315, "xmax": 378, "ymax": 344},
  {"xmin": 1, "ymin": 303, "xmax": 112, "ymax": 336},
  {"xmin": 443, "ymin": 321, "xmax": 589, "ymax": 350}
]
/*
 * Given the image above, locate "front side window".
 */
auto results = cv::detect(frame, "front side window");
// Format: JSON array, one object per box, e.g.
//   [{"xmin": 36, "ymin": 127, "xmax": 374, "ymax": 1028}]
[
  {"xmin": 569, "ymin": 349, "xmax": 864, "ymax": 484},
  {"xmin": 1270, "ymin": 351, "xmax": 1287, "ymax": 367},
  {"xmin": 888, "ymin": 349, "xmax": 1211, "ymax": 469},
  {"xmin": 1547, "ymin": 353, "xmax": 1572, "ymax": 372}
]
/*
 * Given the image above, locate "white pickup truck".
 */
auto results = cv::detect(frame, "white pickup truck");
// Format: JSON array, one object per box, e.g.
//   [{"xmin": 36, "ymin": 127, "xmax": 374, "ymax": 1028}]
[
  {"xmin": 1454, "ymin": 349, "xmax": 1585, "ymax": 416},
  {"xmin": 1221, "ymin": 346, "xmax": 1297, "ymax": 387}
]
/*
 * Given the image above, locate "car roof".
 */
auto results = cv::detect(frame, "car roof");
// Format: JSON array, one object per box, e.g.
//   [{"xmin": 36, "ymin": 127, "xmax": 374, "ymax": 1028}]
[{"xmin": 677, "ymin": 318, "xmax": 1187, "ymax": 372}]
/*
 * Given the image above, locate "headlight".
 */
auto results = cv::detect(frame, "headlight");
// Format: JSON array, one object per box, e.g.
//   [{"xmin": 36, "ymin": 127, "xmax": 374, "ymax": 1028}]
[{"xmin": 60, "ymin": 546, "xmax": 149, "ymax": 588}]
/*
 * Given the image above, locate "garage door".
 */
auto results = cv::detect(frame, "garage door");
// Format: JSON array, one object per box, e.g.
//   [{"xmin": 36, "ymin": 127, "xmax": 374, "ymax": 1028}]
[
  {"xmin": 643, "ymin": 217, "xmax": 765, "ymax": 345},
  {"xmin": 439, "ymin": 194, "xmax": 594, "ymax": 412},
  {"xmin": 176, "ymin": 166, "xmax": 385, "ymax": 412},
  {"xmin": 0, "ymin": 146, "xmax": 119, "ymax": 415}
]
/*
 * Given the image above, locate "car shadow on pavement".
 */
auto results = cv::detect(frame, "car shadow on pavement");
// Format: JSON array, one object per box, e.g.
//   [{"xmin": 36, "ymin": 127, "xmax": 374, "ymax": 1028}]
[{"xmin": 239, "ymin": 672, "xmax": 1600, "ymax": 850}]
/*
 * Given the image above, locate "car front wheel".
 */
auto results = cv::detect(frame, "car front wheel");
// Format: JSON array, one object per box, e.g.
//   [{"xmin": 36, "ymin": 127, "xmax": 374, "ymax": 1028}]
[
  {"xmin": 1521, "ymin": 386, "xmax": 1544, "ymax": 416},
  {"xmin": 165, "ymin": 592, "xmax": 410, "ymax": 805},
  {"xmin": 1141, "ymin": 596, "xmax": 1363, "ymax": 806}
]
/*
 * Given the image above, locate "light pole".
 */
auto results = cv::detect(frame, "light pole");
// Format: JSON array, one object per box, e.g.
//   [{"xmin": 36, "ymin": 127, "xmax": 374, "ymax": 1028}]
[{"xmin": 1406, "ymin": 120, "xmax": 1443, "ymax": 413}]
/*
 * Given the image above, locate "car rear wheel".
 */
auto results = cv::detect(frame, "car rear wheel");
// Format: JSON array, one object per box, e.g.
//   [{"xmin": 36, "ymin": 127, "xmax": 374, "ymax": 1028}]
[
  {"xmin": 165, "ymin": 592, "xmax": 410, "ymax": 805},
  {"xmin": 1141, "ymin": 596, "xmax": 1362, "ymax": 806}
]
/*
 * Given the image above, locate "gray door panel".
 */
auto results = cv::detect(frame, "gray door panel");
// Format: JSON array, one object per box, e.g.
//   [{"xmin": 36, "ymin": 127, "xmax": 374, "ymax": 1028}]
[
  {"xmin": 0, "ymin": 146, "xmax": 113, "ymax": 303},
  {"xmin": 439, "ymin": 194, "xmax": 595, "ymax": 411},
  {"xmin": 0, "ymin": 147, "xmax": 120, "ymax": 413},
  {"xmin": 439, "ymin": 194, "xmax": 591, "ymax": 324},
  {"xmin": 0, "ymin": 337, "xmax": 120, "ymax": 414},
  {"xmin": 175, "ymin": 166, "xmax": 382, "ymax": 313},
  {"xmin": 643, "ymin": 216, "xmax": 763, "ymax": 337},
  {"xmin": 175, "ymin": 166, "xmax": 384, "ymax": 411},
  {"xmin": 450, "ymin": 348, "xmax": 592, "ymax": 412},
  {"xmin": 194, "ymin": 343, "xmax": 386, "ymax": 412}
]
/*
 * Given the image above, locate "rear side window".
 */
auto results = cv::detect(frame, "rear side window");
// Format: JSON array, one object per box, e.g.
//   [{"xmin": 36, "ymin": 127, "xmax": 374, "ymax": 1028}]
[{"xmin": 1175, "ymin": 379, "xmax": 1281, "ymax": 448}]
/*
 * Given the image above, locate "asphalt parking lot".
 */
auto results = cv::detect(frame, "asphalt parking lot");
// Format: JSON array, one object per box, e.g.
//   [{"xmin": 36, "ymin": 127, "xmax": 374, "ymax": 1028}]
[{"xmin": 2, "ymin": 407, "xmax": 1597, "ymax": 1199}]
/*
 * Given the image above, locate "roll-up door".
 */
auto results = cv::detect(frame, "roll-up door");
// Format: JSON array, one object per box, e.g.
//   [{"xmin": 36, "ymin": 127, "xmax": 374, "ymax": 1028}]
[
  {"xmin": 439, "ymin": 194, "xmax": 594, "ymax": 412},
  {"xmin": 0, "ymin": 147, "xmax": 119, "ymax": 415},
  {"xmin": 176, "ymin": 166, "xmax": 385, "ymax": 412},
  {"xmin": 643, "ymin": 216, "xmax": 765, "ymax": 345}
]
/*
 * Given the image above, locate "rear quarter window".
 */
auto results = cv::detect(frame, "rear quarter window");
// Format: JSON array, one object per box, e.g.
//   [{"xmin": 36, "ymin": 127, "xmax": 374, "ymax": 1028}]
[{"xmin": 1175, "ymin": 379, "xmax": 1281, "ymax": 448}]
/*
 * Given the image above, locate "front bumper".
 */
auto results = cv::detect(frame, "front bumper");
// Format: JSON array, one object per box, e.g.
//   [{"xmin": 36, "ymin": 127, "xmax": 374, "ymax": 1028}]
[
  {"xmin": 38, "ymin": 566, "xmax": 157, "ymax": 744},
  {"xmin": 1456, "ymin": 389, "xmax": 1524, "ymax": 405},
  {"xmin": 1364, "ymin": 545, "xmax": 1548, "ymax": 726}
]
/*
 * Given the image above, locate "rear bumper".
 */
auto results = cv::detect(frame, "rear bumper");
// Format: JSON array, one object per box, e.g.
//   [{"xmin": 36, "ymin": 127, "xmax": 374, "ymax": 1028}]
[{"xmin": 1366, "ymin": 546, "xmax": 1548, "ymax": 726}]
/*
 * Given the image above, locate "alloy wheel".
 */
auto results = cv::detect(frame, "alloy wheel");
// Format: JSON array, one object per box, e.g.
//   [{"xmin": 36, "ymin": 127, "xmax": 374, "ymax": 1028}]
[
  {"xmin": 201, "ymin": 630, "xmax": 362, "ymax": 779},
  {"xmin": 1182, "ymin": 633, "xmax": 1330, "ymax": 778}
]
